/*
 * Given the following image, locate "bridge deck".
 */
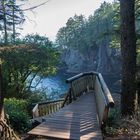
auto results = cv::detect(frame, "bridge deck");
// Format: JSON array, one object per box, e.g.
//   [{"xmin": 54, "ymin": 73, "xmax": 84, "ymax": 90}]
[{"xmin": 28, "ymin": 92, "xmax": 103, "ymax": 140}]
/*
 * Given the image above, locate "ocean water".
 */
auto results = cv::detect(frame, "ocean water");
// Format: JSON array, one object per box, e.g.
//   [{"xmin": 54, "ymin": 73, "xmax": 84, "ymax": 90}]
[{"xmin": 31, "ymin": 72, "xmax": 121, "ymax": 100}]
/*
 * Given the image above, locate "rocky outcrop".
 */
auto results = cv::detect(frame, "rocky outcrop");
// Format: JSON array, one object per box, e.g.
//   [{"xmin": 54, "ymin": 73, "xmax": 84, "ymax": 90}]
[
  {"xmin": 61, "ymin": 49, "xmax": 86, "ymax": 73},
  {"xmin": 60, "ymin": 45, "xmax": 121, "ymax": 74}
]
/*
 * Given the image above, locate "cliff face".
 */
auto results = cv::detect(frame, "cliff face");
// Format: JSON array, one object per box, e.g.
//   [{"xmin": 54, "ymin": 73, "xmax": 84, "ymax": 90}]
[{"xmin": 61, "ymin": 45, "xmax": 121, "ymax": 74}]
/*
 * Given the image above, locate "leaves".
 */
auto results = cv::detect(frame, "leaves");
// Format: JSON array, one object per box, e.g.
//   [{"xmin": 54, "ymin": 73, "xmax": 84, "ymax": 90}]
[
  {"xmin": 0, "ymin": 34, "xmax": 59, "ymax": 98},
  {"xmin": 0, "ymin": 0, "xmax": 25, "ymax": 44},
  {"xmin": 56, "ymin": 2, "xmax": 120, "ymax": 52}
]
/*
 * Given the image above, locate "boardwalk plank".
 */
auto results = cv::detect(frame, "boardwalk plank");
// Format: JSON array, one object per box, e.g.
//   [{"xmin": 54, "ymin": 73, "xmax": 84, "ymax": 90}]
[{"xmin": 28, "ymin": 92, "xmax": 103, "ymax": 140}]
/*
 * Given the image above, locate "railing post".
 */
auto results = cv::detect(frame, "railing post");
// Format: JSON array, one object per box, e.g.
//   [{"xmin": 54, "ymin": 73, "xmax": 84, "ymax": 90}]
[
  {"xmin": 71, "ymin": 83, "xmax": 76, "ymax": 101},
  {"xmin": 69, "ymin": 88, "xmax": 72, "ymax": 103},
  {"xmin": 62, "ymin": 94, "xmax": 69, "ymax": 107}
]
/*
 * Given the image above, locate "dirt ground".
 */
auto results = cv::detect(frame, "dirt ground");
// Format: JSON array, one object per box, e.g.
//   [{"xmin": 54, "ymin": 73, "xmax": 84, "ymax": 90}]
[
  {"xmin": 104, "ymin": 93, "xmax": 140, "ymax": 140},
  {"xmin": 105, "ymin": 135, "xmax": 140, "ymax": 140}
]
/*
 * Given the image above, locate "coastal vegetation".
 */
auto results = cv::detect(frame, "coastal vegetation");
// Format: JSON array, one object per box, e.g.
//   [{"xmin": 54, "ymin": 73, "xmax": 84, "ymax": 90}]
[{"xmin": 0, "ymin": 0, "xmax": 140, "ymax": 139}]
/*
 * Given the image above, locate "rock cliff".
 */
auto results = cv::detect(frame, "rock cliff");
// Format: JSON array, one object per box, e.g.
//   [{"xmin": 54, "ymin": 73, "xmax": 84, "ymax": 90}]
[{"xmin": 60, "ymin": 45, "xmax": 121, "ymax": 74}]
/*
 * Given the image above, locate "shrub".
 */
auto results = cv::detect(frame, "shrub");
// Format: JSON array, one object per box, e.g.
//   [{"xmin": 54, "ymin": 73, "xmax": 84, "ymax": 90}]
[
  {"xmin": 4, "ymin": 98, "xmax": 31, "ymax": 133},
  {"xmin": 26, "ymin": 90, "xmax": 49, "ymax": 115}
]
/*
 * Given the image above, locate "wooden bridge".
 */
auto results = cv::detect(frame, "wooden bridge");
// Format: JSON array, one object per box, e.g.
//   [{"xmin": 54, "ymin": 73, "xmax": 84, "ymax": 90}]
[{"xmin": 28, "ymin": 72, "xmax": 114, "ymax": 140}]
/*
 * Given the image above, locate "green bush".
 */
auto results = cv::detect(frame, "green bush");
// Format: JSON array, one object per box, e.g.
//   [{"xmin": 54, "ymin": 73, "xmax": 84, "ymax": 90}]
[
  {"xmin": 27, "ymin": 91, "xmax": 47, "ymax": 104},
  {"xmin": 4, "ymin": 98, "xmax": 31, "ymax": 133}
]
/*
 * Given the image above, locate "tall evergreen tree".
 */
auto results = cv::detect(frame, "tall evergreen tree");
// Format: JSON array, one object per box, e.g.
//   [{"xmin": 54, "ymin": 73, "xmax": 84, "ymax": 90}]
[
  {"xmin": 1, "ymin": 0, "xmax": 8, "ymax": 44},
  {"xmin": 0, "ymin": 0, "xmax": 24, "ymax": 45},
  {"xmin": 120, "ymin": 0, "xmax": 137, "ymax": 115},
  {"xmin": 0, "ymin": 60, "xmax": 4, "ymax": 118}
]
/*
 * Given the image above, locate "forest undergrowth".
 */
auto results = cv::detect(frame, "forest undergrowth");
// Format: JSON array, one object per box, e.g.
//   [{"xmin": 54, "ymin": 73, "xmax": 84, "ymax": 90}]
[{"xmin": 104, "ymin": 94, "xmax": 140, "ymax": 139}]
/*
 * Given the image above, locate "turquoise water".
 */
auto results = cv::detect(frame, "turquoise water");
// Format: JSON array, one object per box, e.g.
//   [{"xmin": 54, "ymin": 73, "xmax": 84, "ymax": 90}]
[
  {"xmin": 32, "ymin": 72, "xmax": 74, "ymax": 99},
  {"xmin": 33, "ymin": 73, "xmax": 121, "ymax": 100}
]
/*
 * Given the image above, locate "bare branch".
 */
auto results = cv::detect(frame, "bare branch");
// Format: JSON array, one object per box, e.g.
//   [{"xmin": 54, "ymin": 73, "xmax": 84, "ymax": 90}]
[{"xmin": 22, "ymin": 0, "xmax": 50, "ymax": 11}]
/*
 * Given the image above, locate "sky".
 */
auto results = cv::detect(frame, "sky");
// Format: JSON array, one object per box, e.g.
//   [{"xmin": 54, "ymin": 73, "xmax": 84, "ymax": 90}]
[{"xmin": 20, "ymin": 0, "xmax": 114, "ymax": 41}]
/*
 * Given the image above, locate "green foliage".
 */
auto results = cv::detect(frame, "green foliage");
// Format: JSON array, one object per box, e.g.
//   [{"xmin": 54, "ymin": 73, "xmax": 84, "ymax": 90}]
[
  {"xmin": 26, "ymin": 90, "xmax": 48, "ymax": 116},
  {"xmin": 56, "ymin": 2, "xmax": 120, "ymax": 53},
  {"xmin": 56, "ymin": 0, "xmax": 140, "ymax": 64},
  {"xmin": 4, "ymin": 98, "xmax": 31, "ymax": 133},
  {"xmin": 56, "ymin": 15, "xmax": 87, "ymax": 52},
  {"xmin": 27, "ymin": 90, "xmax": 48, "ymax": 104},
  {"xmin": 0, "ymin": 34, "xmax": 59, "ymax": 98},
  {"xmin": 105, "ymin": 108, "xmax": 122, "ymax": 136},
  {"xmin": 0, "ymin": 0, "xmax": 25, "ymax": 44},
  {"xmin": 106, "ymin": 108, "xmax": 121, "ymax": 127}
]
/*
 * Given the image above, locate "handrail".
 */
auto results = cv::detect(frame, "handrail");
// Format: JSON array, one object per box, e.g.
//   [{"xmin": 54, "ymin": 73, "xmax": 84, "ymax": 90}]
[
  {"xmin": 66, "ymin": 71, "xmax": 98, "ymax": 83},
  {"xmin": 32, "ymin": 99, "xmax": 65, "ymax": 118},
  {"xmin": 32, "ymin": 104, "xmax": 39, "ymax": 118},
  {"xmin": 32, "ymin": 71, "xmax": 114, "ymax": 126},
  {"xmin": 62, "ymin": 89, "xmax": 72, "ymax": 107},
  {"xmin": 97, "ymin": 73, "xmax": 114, "ymax": 107},
  {"xmin": 66, "ymin": 73, "xmax": 84, "ymax": 83},
  {"xmin": 37, "ymin": 99, "xmax": 65, "ymax": 106},
  {"xmin": 65, "ymin": 71, "xmax": 115, "ymax": 126},
  {"xmin": 66, "ymin": 72, "xmax": 114, "ymax": 108}
]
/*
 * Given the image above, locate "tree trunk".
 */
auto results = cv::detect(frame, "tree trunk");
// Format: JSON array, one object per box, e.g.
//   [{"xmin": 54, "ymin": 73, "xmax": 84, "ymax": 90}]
[
  {"xmin": 120, "ymin": 0, "xmax": 137, "ymax": 115},
  {"xmin": 137, "ymin": 66, "xmax": 140, "ymax": 104},
  {"xmin": 138, "ymin": 79, "xmax": 140, "ymax": 104},
  {"xmin": 2, "ymin": 0, "xmax": 8, "ymax": 45},
  {"xmin": 0, "ymin": 60, "xmax": 4, "ymax": 118},
  {"xmin": 12, "ymin": 0, "xmax": 16, "ymax": 44}
]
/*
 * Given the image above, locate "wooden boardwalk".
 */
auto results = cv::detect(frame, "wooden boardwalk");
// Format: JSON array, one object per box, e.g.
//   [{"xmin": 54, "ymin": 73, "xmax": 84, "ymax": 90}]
[{"xmin": 28, "ymin": 92, "xmax": 103, "ymax": 140}]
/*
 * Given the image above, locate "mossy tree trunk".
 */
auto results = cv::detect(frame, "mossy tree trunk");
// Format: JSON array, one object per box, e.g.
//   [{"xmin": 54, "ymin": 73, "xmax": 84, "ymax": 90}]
[{"xmin": 120, "ymin": 0, "xmax": 137, "ymax": 115}]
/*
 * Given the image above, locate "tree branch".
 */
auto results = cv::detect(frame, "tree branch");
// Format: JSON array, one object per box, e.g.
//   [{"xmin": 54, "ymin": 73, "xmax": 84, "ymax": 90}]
[{"xmin": 22, "ymin": 0, "xmax": 50, "ymax": 11}]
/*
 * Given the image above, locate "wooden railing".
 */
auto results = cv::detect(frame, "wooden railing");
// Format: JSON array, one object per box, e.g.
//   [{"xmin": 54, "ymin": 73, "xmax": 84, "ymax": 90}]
[
  {"xmin": 32, "ymin": 71, "xmax": 114, "ymax": 127},
  {"xmin": 65, "ymin": 72, "xmax": 114, "ymax": 126},
  {"xmin": 32, "ymin": 99, "xmax": 64, "ymax": 118},
  {"xmin": 65, "ymin": 72, "xmax": 96, "ymax": 100}
]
